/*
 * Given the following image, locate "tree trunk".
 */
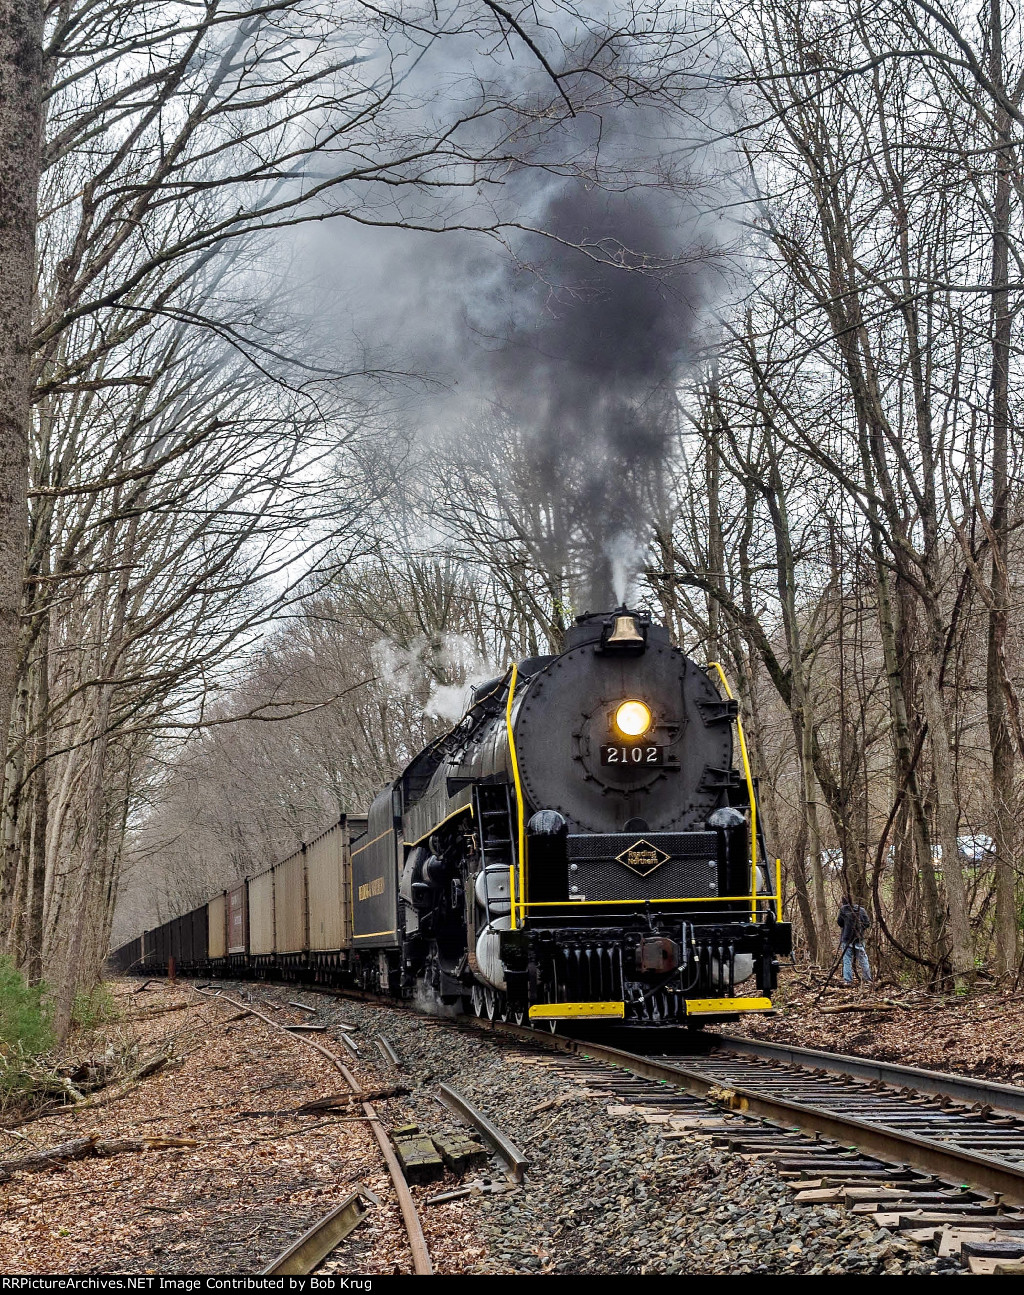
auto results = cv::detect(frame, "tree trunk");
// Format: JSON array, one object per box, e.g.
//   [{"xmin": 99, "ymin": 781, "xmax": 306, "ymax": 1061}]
[
  {"xmin": 788, "ymin": 819, "xmax": 817, "ymax": 961},
  {"xmin": 52, "ymin": 686, "xmax": 112, "ymax": 1041},
  {"xmin": 796, "ymin": 714, "xmax": 829, "ymax": 954},
  {"xmin": 0, "ymin": 0, "xmax": 43, "ymax": 766},
  {"xmin": 706, "ymin": 362, "xmax": 725, "ymax": 663},
  {"xmin": 25, "ymin": 603, "xmax": 47, "ymax": 985},
  {"xmin": 1, "ymin": 653, "xmax": 29, "ymax": 953},
  {"xmin": 987, "ymin": 0, "xmax": 1018, "ymax": 978},
  {"xmin": 918, "ymin": 610, "xmax": 975, "ymax": 983}
]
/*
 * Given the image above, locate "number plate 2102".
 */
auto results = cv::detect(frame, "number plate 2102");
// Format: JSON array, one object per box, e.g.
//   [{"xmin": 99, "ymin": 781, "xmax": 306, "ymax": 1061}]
[{"xmin": 600, "ymin": 745, "xmax": 665, "ymax": 766}]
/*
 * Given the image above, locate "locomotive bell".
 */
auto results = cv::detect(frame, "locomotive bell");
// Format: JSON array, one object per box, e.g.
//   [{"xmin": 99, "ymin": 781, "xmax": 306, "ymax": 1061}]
[
  {"xmin": 601, "ymin": 611, "xmax": 646, "ymax": 653},
  {"xmin": 608, "ymin": 614, "xmax": 643, "ymax": 644}
]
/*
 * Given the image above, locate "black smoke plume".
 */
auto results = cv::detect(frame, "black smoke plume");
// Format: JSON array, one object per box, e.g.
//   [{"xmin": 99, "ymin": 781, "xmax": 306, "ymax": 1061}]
[
  {"xmin": 477, "ymin": 173, "xmax": 712, "ymax": 608},
  {"xmin": 298, "ymin": 11, "xmax": 729, "ymax": 612}
]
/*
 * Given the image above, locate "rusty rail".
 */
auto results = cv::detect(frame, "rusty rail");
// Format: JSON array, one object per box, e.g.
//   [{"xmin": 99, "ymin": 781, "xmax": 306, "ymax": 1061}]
[
  {"xmin": 196, "ymin": 987, "xmax": 432, "ymax": 1274},
  {"xmin": 435, "ymin": 1082, "xmax": 530, "ymax": 1183},
  {"xmin": 261, "ymin": 1187, "xmax": 377, "ymax": 1275},
  {"xmin": 208, "ymin": 979, "xmax": 1024, "ymax": 1210},
  {"xmin": 375, "ymin": 1034, "xmax": 403, "ymax": 1068}
]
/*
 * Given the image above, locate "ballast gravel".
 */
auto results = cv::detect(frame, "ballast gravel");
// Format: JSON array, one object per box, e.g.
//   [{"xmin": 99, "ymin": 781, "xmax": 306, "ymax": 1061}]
[{"xmin": 250, "ymin": 985, "xmax": 955, "ymax": 1276}]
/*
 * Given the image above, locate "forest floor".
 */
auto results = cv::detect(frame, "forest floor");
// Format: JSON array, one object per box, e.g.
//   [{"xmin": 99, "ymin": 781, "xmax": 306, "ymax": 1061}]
[
  {"xmin": 0, "ymin": 981, "xmax": 470, "ymax": 1274},
  {"xmin": 729, "ymin": 962, "xmax": 1024, "ymax": 1085}
]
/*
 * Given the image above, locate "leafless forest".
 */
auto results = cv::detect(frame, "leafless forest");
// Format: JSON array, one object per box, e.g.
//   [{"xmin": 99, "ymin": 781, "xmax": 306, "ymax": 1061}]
[{"xmin": 0, "ymin": 0, "xmax": 1021, "ymax": 1033}]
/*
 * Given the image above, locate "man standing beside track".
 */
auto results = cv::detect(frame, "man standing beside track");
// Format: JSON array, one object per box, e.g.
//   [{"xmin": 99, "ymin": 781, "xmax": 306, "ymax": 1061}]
[{"xmin": 837, "ymin": 896, "xmax": 872, "ymax": 987}]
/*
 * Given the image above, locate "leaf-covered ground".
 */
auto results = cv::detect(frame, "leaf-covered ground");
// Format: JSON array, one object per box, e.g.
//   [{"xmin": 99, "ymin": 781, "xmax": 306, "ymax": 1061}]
[
  {"xmin": 0, "ymin": 982, "xmax": 479, "ymax": 1275},
  {"xmin": 730, "ymin": 965, "xmax": 1024, "ymax": 1085}
]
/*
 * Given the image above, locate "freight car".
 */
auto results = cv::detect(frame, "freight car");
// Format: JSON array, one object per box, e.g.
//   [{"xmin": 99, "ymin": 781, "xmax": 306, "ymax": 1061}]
[
  {"xmin": 113, "ymin": 607, "xmax": 791, "ymax": 1027},
  {"xmin": 108, "ymin": 934, "xmax": 143, "ymax": 974}
]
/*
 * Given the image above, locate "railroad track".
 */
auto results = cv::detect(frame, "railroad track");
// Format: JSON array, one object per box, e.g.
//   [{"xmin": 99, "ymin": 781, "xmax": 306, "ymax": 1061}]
[
  {"xmin": 709, "ymin": 1032, "xmax": 1024, "ymax": 1116},
  {"xmin": 450, "ymin": 1012, "xmax": 1024, "ymax": 1273},
  {"xmin": 193, "ymin": 986, "xmax": 433, "ymax": 1276},
  {"xmin": 187, "ymin": 979, "xmax": 1024, "ymax": 1273},
  {"xmin": 681, "ymin": 1033, "xmax": 1024, "ymax": 1191},
  {"xmin": 531, "ymin": 1026, "xmax": 1024, "ymax": 1273}
]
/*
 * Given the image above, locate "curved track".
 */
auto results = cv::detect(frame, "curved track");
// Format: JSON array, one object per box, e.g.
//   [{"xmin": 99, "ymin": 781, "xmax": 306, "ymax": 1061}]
[
  {"xmin": 648, "ymin": 1040, "xmax": 1024, "ymax": 1203},
  {"xmin": 174, "ymin": 977, "xmax": 1024, "ymax": 1271},
  {"xmin": 709, "ymin": 1032, "xmax": 1024, "ymax": 1115},
  {"xmin": 482, "ymin": 1016, "xmax": 1024, "ymax": 1270},
  {"xmin": 448, "ymin": 1014, "xmax": 1024, "ymax": 1207},
  {"xmin": 194, "ymin": 986, "xmax": 432, "ymax": 1276},
  {"xmin": 227, "ymin": 977, "xmax": 1024, "ymax": 1207}
]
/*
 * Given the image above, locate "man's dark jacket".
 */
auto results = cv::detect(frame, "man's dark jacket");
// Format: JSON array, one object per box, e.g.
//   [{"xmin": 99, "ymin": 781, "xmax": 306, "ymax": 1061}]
[{"xmin": 838, "ymin": 902, "xmax": 870, "ymax": 946}]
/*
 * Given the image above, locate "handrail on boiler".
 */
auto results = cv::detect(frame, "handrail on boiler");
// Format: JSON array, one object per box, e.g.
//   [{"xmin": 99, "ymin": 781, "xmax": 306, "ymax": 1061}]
[
  {"xmin": 706, "ymin": 662, "xmax": 758, "ymax": 920},
  {"xmin": 505, "ymin": 662, "xmax": 526, "ymax": 929}
]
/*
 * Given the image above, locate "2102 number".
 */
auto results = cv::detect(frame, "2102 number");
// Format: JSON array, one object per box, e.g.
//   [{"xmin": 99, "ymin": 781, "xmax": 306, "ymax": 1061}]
[{"xmin": 600, "ymin": 745, "xmax": 665, "ymax": 766}]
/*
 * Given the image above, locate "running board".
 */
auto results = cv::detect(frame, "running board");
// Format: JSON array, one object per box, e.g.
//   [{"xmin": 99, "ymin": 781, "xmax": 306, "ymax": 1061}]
[
  {"xmin": 529, "ymin": 1001, "xmax": 625, "ymax": 1020},
  {"xmin": 685, "ymin": 996, "xmax": 773, "ymax": 1015}
]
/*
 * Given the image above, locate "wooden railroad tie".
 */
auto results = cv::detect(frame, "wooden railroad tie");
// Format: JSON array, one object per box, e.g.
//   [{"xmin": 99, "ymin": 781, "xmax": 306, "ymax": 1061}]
[
  {"xmin": 393, "ymin": 1136, "xmax": 445, "ymax": 1184},
  {"xmin": 390, "ymin": 1127, "xmax": 488, "ymax": 1184}
]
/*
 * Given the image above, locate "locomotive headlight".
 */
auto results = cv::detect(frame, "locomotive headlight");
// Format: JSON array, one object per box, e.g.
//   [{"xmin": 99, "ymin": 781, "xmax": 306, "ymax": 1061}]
[{"xmin": 613, "ymin": 700, "xmax": 652, "ymax": 738}]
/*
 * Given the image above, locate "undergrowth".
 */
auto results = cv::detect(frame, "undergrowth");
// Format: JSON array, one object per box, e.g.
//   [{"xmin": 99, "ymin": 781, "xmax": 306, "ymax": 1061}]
[
  {"xmin": 0, "ymin": 956, "xmax": 54, "ymax": 1099},
  {"xmin": 0, "ymin": 971, "xmax": 134, "ymax": 1116},
  {"xmin": 71, "ymin": 981, "xmax": 119, "ymax": 1031}
]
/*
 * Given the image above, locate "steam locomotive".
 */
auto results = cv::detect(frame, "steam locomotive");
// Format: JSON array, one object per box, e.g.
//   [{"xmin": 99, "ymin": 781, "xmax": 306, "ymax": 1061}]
[{"xmin": 111, "ymin": 608, "xmax": 790, "ymax": 1027}]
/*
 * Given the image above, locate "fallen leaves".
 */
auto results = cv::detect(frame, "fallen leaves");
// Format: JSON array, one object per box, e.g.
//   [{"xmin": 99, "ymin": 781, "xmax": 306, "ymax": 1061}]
[
  {"xmin": 0, "ymin": 983, "xmax": 401, "ymax": 1275},
  {"xmin": 732, "ymin": 968, "xmax": 1024, "ymax": 1085}
]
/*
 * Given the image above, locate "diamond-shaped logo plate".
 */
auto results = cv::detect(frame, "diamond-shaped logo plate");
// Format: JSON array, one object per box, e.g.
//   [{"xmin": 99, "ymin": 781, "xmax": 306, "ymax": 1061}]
[{"xmin": 615, "ymin": 838, "xmax": 671, "ymax": 878}]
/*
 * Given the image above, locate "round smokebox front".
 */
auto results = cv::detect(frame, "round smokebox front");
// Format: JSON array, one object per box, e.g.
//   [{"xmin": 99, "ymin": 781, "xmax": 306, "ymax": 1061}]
[{"xmin": 513, "ymin": 644, "xmax": 732, "ymax": 833}]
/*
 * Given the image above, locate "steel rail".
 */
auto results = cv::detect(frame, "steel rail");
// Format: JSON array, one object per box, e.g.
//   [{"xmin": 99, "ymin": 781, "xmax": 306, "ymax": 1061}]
[
  {"xmin": 712, "ymin": 1033, "xmax": 1024, "ymax": 1116},
  {"xmin": 461, "ymin": 1019, "xmax": 1024, "ymax": 1206},
  {"xmin": 376, "ymin": 1034, "xmax": 403, "ymax": 1068},
  {"xmin": 195, "ymin": 980, "xmax": 1024, "ymax": 1211},
  {"xmin": 261, "ymin": 1187, "xmax": 376, "ymax": 1275},
  {"xmin": 435, "ymin": 1082, "xmax": 531, "ymax": 1183},
  {"xmin": 195, "ymin": 987, "xmax": 433, "ymax": 1275},
  {"xmin": 338, "ymin": 1031, "xmax": 361, "ymax": 1057}
]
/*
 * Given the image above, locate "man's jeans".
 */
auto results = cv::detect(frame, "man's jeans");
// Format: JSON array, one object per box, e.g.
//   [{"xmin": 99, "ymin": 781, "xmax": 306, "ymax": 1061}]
[{"xmin": 843, "ymin": 942, "xmax": 871, "ymax": 984}]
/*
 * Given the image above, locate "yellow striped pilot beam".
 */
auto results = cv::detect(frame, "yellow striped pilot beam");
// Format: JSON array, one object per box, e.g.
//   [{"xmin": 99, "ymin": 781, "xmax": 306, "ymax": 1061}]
[
  {"xmin": 685, "ymin": 997, "xmax": 773, "ymax": 1015},
  {"xmin": 529, "ymin": 1001, "xmax": 625, "ymax": 1020}
]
